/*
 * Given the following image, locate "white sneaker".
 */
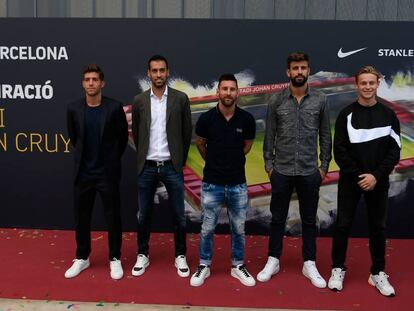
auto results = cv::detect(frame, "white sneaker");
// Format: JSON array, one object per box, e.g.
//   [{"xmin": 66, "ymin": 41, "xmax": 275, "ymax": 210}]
[
  {"xmin": 257, "ymin": 256, "xmax": 280, "ymax": 282},
  {"xmin": 175, "ymin": 255, "xmax": 190, "ymax": 277},
  {"xmin": 368, "ymin": 272, "xmax": 396, "ymax": 297},
  {"xmin": 110, "ymin": 258, "xmax": 123, "ymax": 280},
  {"xmin": 302, "ymin": 260, "xmax": 327, "ymax": 288},
  {"xmin": 132, "ymin": 254, "xmax": 149, "ymax": 276},
  {"xmin": 64, "ymin": 258, "xmax": 90, "ymax": 278},
  {"xmin": 328, "ymin": 268, "xmax": 346, "ymax": 291},
  {"xmin": 190, "ymin": 265, "xmax": 210, "ymax": 287},
  {"xmin": 231, "ymin": 264, "xmax": 256, "ymax": 287}
]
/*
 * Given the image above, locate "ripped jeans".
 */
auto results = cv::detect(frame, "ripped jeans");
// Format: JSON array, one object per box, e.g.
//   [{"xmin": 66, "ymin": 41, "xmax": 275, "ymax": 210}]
[{"xmin": 198, "ymin": 182, "xmax": 248, "ymax": 266}]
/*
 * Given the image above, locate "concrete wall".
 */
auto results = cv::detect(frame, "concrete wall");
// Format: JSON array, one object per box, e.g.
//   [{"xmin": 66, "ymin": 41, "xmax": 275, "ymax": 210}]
[{"xmin": 2, "ymin": 0, "xmax": 414, "ymax": 21}]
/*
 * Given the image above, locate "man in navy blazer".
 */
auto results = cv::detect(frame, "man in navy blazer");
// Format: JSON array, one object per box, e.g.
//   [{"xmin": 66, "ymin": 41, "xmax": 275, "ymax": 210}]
[
  {"xmin": 65, "ymin": 64, "xmax": 128, "ymax": 280},
  {"xmin": 131, "ymin": 55, "xmax": 192, "ymax": 278}
]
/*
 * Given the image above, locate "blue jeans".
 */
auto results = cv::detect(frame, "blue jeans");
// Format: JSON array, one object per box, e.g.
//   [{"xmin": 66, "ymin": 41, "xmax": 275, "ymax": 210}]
[
  {"xmin": 199, "ymin": 182, "xmax": 248, "ymax": 266},
  {"xmin": 136, "ymin": 163, "xmax": 186, "ymax": 257},
  {"xmin": 268, "ymin": 170, "xmax": 321, "ymax": 261}
]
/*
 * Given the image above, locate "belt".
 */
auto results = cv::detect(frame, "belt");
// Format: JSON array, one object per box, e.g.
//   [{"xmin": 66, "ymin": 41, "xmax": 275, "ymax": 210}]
[{"xmin": 145, "ymin": 160, "xmax": 172, "ymax": 167}]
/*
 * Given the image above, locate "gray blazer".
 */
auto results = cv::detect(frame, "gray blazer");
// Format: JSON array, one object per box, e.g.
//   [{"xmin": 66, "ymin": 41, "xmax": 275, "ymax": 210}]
[{"xmin": 131, "ymin": 87, "xmax": 193, "ymax": 175}]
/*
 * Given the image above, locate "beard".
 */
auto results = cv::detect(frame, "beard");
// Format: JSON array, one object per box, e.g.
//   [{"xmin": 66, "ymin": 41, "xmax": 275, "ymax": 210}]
[
  {"xmin": 290, "ymin": 74, "xmax": 308, "ymax": 87},
  {"xmin": 220, "ymin": 97, "xmax": 236, "ymax": 107},
  {"xmin": 152, "ymin": 78, "xmax": 167, "ymax": 89}
]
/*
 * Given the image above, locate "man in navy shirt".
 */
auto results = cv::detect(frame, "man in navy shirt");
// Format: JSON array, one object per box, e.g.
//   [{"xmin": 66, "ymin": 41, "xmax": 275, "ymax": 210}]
[{"xmin": 190, "ymin": 74, "xmax": 256, "ymax": 287}]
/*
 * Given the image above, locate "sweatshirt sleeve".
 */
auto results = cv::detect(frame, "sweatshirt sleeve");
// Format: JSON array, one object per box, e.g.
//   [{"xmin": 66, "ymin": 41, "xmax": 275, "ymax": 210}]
[{"xmin": 372, "ymin": 112, "xmax": 401, "ymax": 181}]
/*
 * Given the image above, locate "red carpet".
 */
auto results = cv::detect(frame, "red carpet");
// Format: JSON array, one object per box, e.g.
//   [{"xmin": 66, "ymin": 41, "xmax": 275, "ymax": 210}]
[{"xmin": 0, "ymin": 228, "xmax": 411, "ymax": 310}]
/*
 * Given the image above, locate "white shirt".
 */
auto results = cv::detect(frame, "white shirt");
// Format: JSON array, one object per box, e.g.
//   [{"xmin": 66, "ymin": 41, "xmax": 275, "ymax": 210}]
[{"xmin": 146, "ymin": 86, "xmax": 171, "ymax": 161}]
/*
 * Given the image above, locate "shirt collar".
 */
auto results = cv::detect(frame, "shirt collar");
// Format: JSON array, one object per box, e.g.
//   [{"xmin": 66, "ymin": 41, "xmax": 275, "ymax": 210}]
[
  {"xmin": 150, "ymin": 86, "xmax": 168, "ymax": 98},
  {"xmin": 286, "ymin": 85, "xmax": 311, "ymax": 98},
  {"xmin": 215, "ymin": 103, "xmax": 239, "ymax": 117}
]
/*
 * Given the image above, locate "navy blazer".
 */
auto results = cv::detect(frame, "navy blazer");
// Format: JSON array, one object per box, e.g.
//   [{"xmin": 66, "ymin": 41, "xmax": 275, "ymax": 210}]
[{"xmin": 67, "ymin": 96, "xmax": 128, "ymax": 183}]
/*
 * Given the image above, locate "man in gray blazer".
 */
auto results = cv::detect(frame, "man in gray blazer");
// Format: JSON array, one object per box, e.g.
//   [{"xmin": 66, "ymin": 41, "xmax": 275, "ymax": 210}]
[{"xmin": 131, "ymin": 55, "xmax": 192, "ymax": 278}]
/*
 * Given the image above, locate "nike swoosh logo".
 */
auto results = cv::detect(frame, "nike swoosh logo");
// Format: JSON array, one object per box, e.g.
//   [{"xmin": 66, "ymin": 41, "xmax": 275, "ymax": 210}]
[
  {"xmin": 347, "ymin": 113, "xmax": 401, "ymax": 147},
  {"xmin": 337, "ymin": 47, "xmax": 367, "ymax": 58}
]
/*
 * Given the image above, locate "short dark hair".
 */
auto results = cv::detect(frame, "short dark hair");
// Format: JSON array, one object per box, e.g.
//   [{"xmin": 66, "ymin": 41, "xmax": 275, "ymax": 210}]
[
  {"xmin": 148, "ymin": 54, "xmax": 169, "ymax": 70},
  {"xmin": 218, "ymin": 73, "xmax": 238, "ymax": 87},
  {"xmin": 287, "ymin": 52, "xmax": 309, "ymax": 69},
  {"xmin": 82, "ymin": 64, "xmax": 104, "ymax": 80},
  {"xmin": 355, "ymin": 65, "xmax": 382, "ymax": 82}
]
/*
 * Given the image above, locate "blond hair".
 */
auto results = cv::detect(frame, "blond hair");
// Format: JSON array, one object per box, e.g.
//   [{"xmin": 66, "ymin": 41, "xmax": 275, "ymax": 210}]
[{"xmin": 355, "ymin": 65, "xmax": 382, "ymax": 82}]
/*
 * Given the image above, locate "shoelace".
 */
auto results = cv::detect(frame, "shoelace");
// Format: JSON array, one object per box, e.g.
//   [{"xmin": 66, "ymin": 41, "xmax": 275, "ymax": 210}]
[
  {"xmin": 136, "ymin": 255, "xmax": 147, "ymax": 267},
  {"xmin": 238, "ymin": 265, "xmax": 251, "ymax": 278},
  {"xmin": 377, "ymin": 273, "xmax": 389, "ymax": 285},
  {"xmin": 195, "ymin": 265, "xmax": 206, "ymax": 277},
  {"xmin": 111, "ymin": 261, "xmax": 122, "ymax": 270},
  {"xmin": 307, "ymin": 265, "xmax": 322, "ymax": 278},
  {"xmin": 264, "ymin": 261, "xmax": 274, "ymax": 272},
  {"xmin": 176, "ymin": 256, "xmax": 188, "ymax": 270},
  {"xmin": 332, "ymin": 269, "xmax": 343, "ymax": 279}
]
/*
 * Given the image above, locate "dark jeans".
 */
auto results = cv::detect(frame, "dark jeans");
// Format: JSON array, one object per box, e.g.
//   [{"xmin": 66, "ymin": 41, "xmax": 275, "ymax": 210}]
[
  {"xmin": 332, "ymin": 176, "xmax": 389, "ymax": 274},
  {"xmin": 74, "ymin": 178, "xmax": 122, "ymax": 260},
  {"xmin": 136, "ymin": 162, "xmax": 186, "ymax": 257},
  {"xmin": 268, "ymin": 170, "xmax": 321, "ymax": 261}
]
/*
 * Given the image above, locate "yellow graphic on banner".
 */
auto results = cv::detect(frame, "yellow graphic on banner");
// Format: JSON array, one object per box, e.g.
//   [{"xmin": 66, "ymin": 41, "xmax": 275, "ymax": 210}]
[{"xmin": 0, "ymin": 108, "xmax": 70, "ymax": 153}]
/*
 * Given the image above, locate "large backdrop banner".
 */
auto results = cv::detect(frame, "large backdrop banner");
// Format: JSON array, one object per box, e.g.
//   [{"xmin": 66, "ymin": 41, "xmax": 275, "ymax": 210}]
[{"xmin": 1, "ymin": 18, "xmax": 413, "ymax": 237}]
